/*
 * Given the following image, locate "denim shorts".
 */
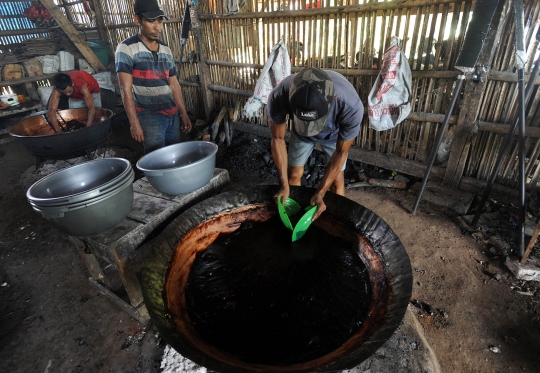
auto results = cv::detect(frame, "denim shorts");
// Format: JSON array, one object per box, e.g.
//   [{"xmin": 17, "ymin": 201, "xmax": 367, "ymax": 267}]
[
  {"xmin": 137, "ymin": 109, "xmax": 180, "ymax": 153},
  {"xmin": 288, "ymin": 131, "xmax": 347, "ymax": 171}
]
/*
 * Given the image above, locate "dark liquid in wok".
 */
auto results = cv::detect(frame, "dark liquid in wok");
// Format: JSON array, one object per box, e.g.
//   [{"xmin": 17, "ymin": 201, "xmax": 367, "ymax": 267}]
[
  {"xmin": 185, "ymin": 215, "xmax": 372, "ymax": 365},
  {"xmin": 63, "ymin": 119, "xmax": 86, "ymax": 132}
]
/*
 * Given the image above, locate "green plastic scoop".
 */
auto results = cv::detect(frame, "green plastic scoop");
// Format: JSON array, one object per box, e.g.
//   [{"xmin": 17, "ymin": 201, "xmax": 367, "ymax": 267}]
[
  {"xmin": 277, "ymin": 197, "xmax": 317, "ymax": 241},
  {"xmin": 292, "ymin": 205, "xmax": 318, "ymax": 242},
  {"xmin": 277, "ymin": 197, "xmax": 301, "ymax": 231}
]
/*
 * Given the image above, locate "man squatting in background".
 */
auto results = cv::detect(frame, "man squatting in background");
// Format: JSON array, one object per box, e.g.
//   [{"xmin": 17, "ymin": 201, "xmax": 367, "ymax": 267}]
[
  {"xmin": 47, "ymin": 70, "xmax": 101, "ymax": 132},
  {"xmin": 115, "ymin": 0, "xmax": 192, "ymax": 153},
  {"xmin": 266, "ymin": 67, "xmax": 364, "ymax": 221}
]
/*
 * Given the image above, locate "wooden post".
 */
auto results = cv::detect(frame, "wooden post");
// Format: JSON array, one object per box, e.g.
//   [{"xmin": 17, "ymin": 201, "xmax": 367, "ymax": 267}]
[
  {"xmin": 39, "ymin": 0, "xmax": 106, "ymax": 72},
  {"xmin": 443, "ymin": 1, "xmax": 507, "ymax": 188},
  {"xmin": 189, "ymin": 1, "xmax": 213, "ymax": 120},
  {"xmin": 90, "ymin": 0, "xmax": 109, "ymax": 42}
]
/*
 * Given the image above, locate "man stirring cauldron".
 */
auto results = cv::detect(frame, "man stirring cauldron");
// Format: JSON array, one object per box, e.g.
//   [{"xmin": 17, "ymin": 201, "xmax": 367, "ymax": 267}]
[
  {"xmin": 47, "ymin": 71, "xmax": 101, "ymax": 132},
  {"xmin": 266, "ymin": 67, "xmax": 364, "ymax": 221},
  {"xmin": 115, "ymin": 0, "xmax": 192, "ymax": 153}
]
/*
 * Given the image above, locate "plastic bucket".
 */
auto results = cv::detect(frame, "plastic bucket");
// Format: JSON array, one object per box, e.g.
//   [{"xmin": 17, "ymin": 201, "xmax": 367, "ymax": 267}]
[{"xmin": 87, "ymin": 40, "xmax": 110, "ymax": 66}]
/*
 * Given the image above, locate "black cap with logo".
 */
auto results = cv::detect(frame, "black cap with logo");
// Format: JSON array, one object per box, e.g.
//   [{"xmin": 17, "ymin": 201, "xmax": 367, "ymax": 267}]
[
  {"xmin": 134, "ymin": 0, "xmax": 169, "ymax": 20},
  {"xmin": 289, "ymin": 67, "xmax": 335, "ymax": 137}
]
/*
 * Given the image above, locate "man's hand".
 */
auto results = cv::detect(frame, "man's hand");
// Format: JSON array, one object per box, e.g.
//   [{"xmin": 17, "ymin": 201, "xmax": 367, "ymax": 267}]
[
  {"xmin": 181, "ymin": 114, "xmax": 192, "ymax": 133},
  {"xmin": 130, "ymin": 122, "xmax": 144, "ymax": 143},
  {"xmin": 309, "ymin": 192, "xmax": 326, "ymax": 221},
  {"xmin": 273, "ymin": 185, "xmax": 291, "ymax": 208},
  {"xmin": 51, "ymin": 123, "xmax": 63, "ymax": 133}
]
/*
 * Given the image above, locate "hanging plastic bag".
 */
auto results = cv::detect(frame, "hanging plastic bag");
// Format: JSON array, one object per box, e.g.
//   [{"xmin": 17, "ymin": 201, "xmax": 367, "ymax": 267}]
[
  {"xmin": 368, "ymin": 36, "xmax": 412, "ymax": 131},
  {"xmin": 243, "ymin": 38, "xmax": 291, "ymax": 120}
]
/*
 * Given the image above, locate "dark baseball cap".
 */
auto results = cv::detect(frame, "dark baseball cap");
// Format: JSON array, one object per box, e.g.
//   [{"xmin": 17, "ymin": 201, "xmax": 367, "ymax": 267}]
[
  {"xmin": 134, "ymin": 0, "xmax": 169, "ymax": 20},
  {"xmin": 289, "ymin": 67, "xmax": 334, "ymax": 137}
]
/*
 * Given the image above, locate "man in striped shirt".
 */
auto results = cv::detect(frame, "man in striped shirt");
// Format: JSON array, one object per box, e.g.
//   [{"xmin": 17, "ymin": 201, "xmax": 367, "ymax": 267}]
[{"xmin": 115, "ymin": 0, "xmax": 192, "ymax": 153}]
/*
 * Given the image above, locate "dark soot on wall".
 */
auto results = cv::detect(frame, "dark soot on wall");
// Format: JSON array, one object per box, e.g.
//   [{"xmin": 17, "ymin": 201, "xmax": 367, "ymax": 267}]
[{"xmin": 185, "ymin": 215, "xmax": 372, "ymax": 366}]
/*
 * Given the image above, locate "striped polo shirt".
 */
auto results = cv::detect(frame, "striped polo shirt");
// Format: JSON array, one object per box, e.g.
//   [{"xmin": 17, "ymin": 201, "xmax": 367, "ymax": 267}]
[{"xmin": 115, "ymin": 35, "xmax": 178, "ymax": 116}]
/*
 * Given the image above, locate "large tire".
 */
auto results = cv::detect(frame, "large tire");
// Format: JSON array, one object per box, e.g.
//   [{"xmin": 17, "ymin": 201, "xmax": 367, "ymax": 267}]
[{"xmin": 142, "ymin": 185, "xmax": 412, "ymax": 372}]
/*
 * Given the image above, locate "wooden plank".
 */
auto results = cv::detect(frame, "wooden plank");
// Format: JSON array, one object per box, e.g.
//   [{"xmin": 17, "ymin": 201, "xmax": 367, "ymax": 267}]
[
  {"xmin": 70, "ymin": 236, "xmax": 107, "ymax": 284},
  {"xmin": 88, "ymin": 277, "xmax": 150, "ymax": 324},
  {"xmin": 39, "ymin": 0, "xmax": 106, "ymax": 72},
  {"xmin": 0, "ymin": 103, "xmax": 42, "ymax": 118},
  {"xmin": 89, "ymin": 0, "xmax": 108, "ymax": 41},
  {"xmin": 128, "ymin": 193, "xmax": 178, "ymax": 224},
  {"xmin": 0, "ymin": 73, "xmax": 60, "ymax": 88},
  {"xmin": 108, "ymin": 249, "xmax": 144, "ymax": 307},
  {"xmin": 189, "ymin": 4, "xmax": 213, "ymax": 120}
]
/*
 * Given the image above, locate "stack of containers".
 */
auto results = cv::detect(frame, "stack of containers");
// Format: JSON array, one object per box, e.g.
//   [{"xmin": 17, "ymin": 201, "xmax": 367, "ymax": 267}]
[{"xmin": 27, "ymin": 158, "xmax": 134, "ymax": 237}]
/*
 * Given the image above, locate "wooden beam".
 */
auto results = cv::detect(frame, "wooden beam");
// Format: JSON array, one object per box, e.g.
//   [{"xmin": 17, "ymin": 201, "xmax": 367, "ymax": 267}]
[
  {"xmin": 197, "ymin": 0, "xmax": 459, "ymax": 20},
  {"xmin": 0, "ymin": 71, "xmax": 73, "ymax": 87},
  {"xmin": 59, "ymin": 0, "xmax": 74, "ymax": 23},
  {"xmin": 189, "ymin": 3, "xmax": 213, "ymax": 120},
  {"xmin": 89, "ymin": 0, "xmax": 108, "ymax": 42},
  {"xmin": 443, "ymin": 0, "xmax": 507, "ymax": 188},
  {"xmin": 39, "ymin": 0, "xmax": 106, "ymax": 71}
]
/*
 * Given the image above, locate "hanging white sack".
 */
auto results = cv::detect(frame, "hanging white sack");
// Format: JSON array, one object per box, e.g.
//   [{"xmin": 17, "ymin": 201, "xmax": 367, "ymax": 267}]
[
  {"xmin": 367, "ymin": 36, "xmax": 412, "ymax": 131},
  {"xmin": 243, "ymin": 37, "xmax": 291, "ymax": 120}
]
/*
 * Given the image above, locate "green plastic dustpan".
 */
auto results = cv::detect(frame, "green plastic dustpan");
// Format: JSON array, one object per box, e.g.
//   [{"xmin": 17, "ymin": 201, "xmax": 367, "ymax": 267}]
[
  {"xmin": 292, "ymin": 205, "xmax": 318, "ymax": 242},
  {"xmin": 277, "ymin": 197, "xmax": 301, "ymax": 231}
]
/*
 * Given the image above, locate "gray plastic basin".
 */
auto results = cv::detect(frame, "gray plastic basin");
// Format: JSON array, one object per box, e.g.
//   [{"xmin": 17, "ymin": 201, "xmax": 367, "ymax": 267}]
[
  {"xmin": 27, "ymin": 158, "xmax": 132, "ymax": 206},
  {"xmin": 32, "ymin": 176, "xmax": 134, "ymax": 237},
  {"xmin": 136, "ymin": 141, "xmax": 217, "ymax": 196}
]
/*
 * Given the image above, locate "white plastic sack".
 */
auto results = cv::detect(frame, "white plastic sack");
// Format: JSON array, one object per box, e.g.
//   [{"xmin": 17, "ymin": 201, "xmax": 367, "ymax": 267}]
[
  {"xmin": 368, "ymin": 37, "xmax": 412, "ymax": 131},
  {"xmin": 37, "ymin": 55, "xmax": 59, "ymax": 74},
  {"xmin": 57, "ymin": 51, "xmax": 75, "ymax": 71},
  {"xmin": 92, "ymin": 71, "xmax": 115, "ymax": 92},
  {"xmin": 243, "ymin": 38, "xmax": 291, "ymax": 120},
  {"xmin": 38, "ymin": 86, "xmax": 54, "ymax": 106},
  {"xmin": 78, "ymin": 59, "xmax": 95, "ymax": 74}
]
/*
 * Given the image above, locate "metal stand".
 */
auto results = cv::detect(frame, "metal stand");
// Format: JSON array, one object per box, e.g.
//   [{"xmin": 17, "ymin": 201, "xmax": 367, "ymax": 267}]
[
  {"xmin": 470, "ymin": 53, "xmax": 540, "ymax": 227},
  {"xmin": 471, "ymin": 2, "xmax": 540, "ymax": 260},
  {"xmin": 411, "ymin": 75, "xmax": 465, "ymax": 215},
  {"xmin": 515, "ymin": 0, "xmax": 527, "ymax": 258},
  {"xmin": 178, "ymin": 1, "xmax": 192, "ymax": 74},
  {"xmin": 411, "ymin": 0, "xmax": 501, "ymax": 215}
]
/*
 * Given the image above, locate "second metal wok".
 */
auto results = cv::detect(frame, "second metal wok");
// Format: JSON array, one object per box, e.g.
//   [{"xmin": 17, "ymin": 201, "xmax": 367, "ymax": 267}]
[{"xmin": 9, "ymin": 108, "xmax": 113, "ymax": 160}]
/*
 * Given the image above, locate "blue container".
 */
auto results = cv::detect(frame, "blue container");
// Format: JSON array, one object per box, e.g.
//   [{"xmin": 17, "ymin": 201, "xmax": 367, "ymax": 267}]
[{"xmin": 87, "ymin": 40, "xmax": 110, "ymax": 66}]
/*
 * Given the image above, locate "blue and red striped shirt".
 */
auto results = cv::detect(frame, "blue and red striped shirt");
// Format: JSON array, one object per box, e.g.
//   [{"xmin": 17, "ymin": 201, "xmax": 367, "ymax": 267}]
[{"xmin": 115, "ymin": 35, "xmax": 178, "ymax": 116}]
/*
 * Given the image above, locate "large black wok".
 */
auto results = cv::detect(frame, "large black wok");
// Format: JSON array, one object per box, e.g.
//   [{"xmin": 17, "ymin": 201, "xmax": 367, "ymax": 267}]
[
  {"xmin": 142, "ymin": 185, "xmax": 412, "ymax": 372},
  {"xmin": 9, "ymin": 108, "xmax": 113, "ymax": 160}
]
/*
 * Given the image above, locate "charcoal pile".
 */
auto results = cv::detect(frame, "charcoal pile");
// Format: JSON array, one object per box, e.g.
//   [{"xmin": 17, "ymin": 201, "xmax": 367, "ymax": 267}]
[{"xmin": 215, "ymin": 131, "xmax": 387, "ymax": 190}]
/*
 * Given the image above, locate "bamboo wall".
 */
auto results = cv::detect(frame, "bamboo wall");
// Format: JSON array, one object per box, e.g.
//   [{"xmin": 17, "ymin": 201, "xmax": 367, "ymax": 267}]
[
  {"xmin": 191, "ymin": 0, "xmax": 540, "ymax": 196},
  {"xmin": 466, "ymin": 0, "xmax": 540, "ymax": 189}
]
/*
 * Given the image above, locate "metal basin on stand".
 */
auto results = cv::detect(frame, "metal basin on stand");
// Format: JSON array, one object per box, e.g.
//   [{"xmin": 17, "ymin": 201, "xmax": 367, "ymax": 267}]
[{"xmin": 9, "ymin": 108, "xmax": 113, "ymax": 160}]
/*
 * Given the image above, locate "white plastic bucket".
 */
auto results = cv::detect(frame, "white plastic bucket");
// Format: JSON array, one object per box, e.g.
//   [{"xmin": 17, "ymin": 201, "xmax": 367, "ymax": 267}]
[{"xmin": 0, "ymin": 93, "xmax": 19, "ymax": 106}]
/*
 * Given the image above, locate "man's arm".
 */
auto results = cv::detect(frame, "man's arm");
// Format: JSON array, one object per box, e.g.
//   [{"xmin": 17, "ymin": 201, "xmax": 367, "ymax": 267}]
[
  {"xmin": 311, "ymin": 137, "xmax": 354, "ymax": 220},
  {"xmin": 80, "ymin": 83, "xmax": 96, "ymax": 126},
  {"xmin": 270, "ymin": 120, "xmax": 290, "ymax": 205},
  {"xmin": 117, "ymin": 71, "xmax": 144, "ymax": 143},
  {"xmin": 47, "ymin": 89, "xmax": 63, "ymax": 133},
  {"xmin": 168, "ymin": 76, "xmax": 192, "ymax": 133}
]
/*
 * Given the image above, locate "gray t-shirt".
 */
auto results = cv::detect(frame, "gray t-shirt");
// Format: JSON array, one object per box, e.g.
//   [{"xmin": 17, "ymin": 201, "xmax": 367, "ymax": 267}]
[{"xmin": 266, "ymin": 70, "xmax": 363, "ymax": 144}]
